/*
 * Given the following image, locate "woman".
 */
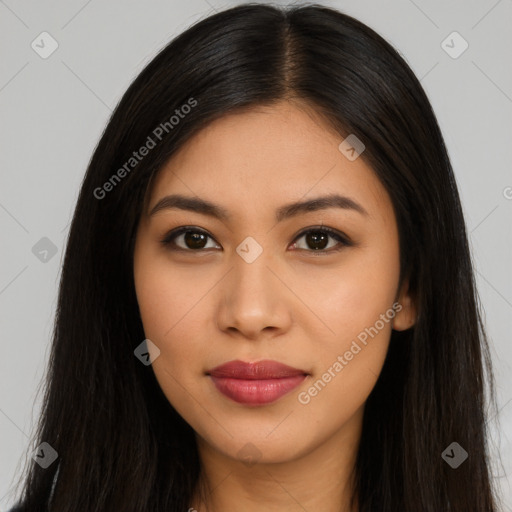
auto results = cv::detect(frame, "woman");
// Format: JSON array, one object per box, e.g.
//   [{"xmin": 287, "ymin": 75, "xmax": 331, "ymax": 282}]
[{"xmin": 8, "ymin": 3, "xmax": 500, "ymax": 511}]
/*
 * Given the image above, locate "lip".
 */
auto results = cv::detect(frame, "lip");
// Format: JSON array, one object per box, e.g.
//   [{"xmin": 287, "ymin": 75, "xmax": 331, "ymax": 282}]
[{"xmin": 207, "ymin": 359, "xmax": 309, "ymax": 406}]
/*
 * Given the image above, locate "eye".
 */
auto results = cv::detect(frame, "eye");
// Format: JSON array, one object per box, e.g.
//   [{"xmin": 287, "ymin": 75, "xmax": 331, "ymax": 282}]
[
  {"xmin": 159, "ymin": 225, "xmax": 352, "ymax": 253},
  {"xmin": 160, "ymin": 226, "xmax": 220, "ymax": 251},
  {"xmin": 290, "ymin": 226, "xmax": 352, "ymax": 253}
]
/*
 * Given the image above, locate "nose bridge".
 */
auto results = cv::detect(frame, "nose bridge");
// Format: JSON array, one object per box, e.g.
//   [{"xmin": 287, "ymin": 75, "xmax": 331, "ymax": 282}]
[{"xmin": 232, "ymin": 235, "xmax": 278, "ymax": 303}]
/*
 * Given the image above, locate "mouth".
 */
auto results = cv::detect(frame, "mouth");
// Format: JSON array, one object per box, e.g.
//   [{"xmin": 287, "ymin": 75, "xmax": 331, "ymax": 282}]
[{"xmin": 206, "ymin": 359, "xmax": 309, "ymax": 406}]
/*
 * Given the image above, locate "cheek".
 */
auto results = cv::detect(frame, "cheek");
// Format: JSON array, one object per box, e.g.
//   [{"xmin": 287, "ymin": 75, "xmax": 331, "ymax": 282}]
[
  {"xmin": 307, "ymin": 245, "xmax": 399, "ymax": 339},
  {"xmin": 299, "ymin": 240, "xmax": 400, "ymax": 395},
  {"xmin": 134, "ymin": 245, "xmax": 208, "ymax": 343},
  {"xmin": 135, "ymin": 267, "xmax": 204, "ymax": 362},
  {"xmin": 134, "ymin": 277, "xmax": 199, "ymax": 419},
  {"xmin": 133, "ymin": 255, "xmax": 213, "ymax": 413}
]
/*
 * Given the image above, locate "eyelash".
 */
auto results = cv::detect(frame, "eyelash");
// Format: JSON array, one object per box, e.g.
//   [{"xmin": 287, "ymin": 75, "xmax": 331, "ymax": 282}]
[{"xmin": 159, "ymin": 225, "xmax": 352, "ymax": 255}]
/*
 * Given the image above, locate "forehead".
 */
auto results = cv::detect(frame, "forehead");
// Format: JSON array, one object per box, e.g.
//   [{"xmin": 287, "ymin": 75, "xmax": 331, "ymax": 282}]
[{"xmin": 147, "ymin": 100, "xmax": 392, "ymax": 222}]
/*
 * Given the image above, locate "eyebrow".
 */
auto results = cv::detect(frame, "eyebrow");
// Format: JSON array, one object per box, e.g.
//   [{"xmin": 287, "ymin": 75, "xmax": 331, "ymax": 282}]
[{"xmin": 148, "ymin": 193, "xmax": 368, "ymax": 222}]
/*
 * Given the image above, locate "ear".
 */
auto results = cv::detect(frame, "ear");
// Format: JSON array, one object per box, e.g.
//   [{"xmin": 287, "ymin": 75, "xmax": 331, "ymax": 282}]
[{"xmin": 391, "ymin": 277, "xmax": 417, "ymax": 331}]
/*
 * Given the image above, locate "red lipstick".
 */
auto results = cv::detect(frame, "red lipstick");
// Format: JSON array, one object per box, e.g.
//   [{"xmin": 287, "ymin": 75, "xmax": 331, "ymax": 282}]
[{"xmin": 207, "ymin": 360, "xmax": 308, "ymax": 406}]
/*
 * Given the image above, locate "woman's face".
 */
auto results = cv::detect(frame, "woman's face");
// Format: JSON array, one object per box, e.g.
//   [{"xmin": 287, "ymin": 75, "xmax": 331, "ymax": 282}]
[{"xmin": 133, "ymin": 100, "xmax": 415, "ymax": 465}]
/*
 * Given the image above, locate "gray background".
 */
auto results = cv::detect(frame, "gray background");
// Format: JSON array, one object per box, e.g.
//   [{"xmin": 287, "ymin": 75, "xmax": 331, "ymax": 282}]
[{"xmin": 1, "ymin": 0, "xmax": 511, "ymax": 509}]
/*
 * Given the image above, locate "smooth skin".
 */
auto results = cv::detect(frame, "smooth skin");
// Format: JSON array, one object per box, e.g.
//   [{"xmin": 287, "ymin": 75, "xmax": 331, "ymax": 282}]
[{"xmin": 133, "ymin": 100, "xmax": 416, "ymax": 512}]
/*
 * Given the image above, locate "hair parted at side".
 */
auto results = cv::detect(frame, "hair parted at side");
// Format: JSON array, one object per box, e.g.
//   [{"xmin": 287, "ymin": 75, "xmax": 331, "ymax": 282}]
[{"xmin": 9, "ymin": 3, "xmax": 500, "ymax": 511}]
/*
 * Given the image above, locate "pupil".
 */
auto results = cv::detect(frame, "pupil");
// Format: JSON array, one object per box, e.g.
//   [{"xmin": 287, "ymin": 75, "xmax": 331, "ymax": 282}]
[
  {"xmin": 307, "ymin": 231, "xmax": 328, "ymax": 250},
  {"xmin": 185, "ymin": 231, "xmax": 207, "ymax": 249}
]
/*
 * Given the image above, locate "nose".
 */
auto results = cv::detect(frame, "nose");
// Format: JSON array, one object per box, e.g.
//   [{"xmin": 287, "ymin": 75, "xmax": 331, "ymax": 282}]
[{"xmin": 215, "ymin": 249, "xmax": 293, "ymax": 341}]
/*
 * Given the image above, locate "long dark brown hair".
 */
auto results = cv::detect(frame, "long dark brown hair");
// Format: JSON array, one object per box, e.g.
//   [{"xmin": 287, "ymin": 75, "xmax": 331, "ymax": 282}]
[{"xmin": 9, "ymin": 3, "xmax": 500, "ymax": 510}]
